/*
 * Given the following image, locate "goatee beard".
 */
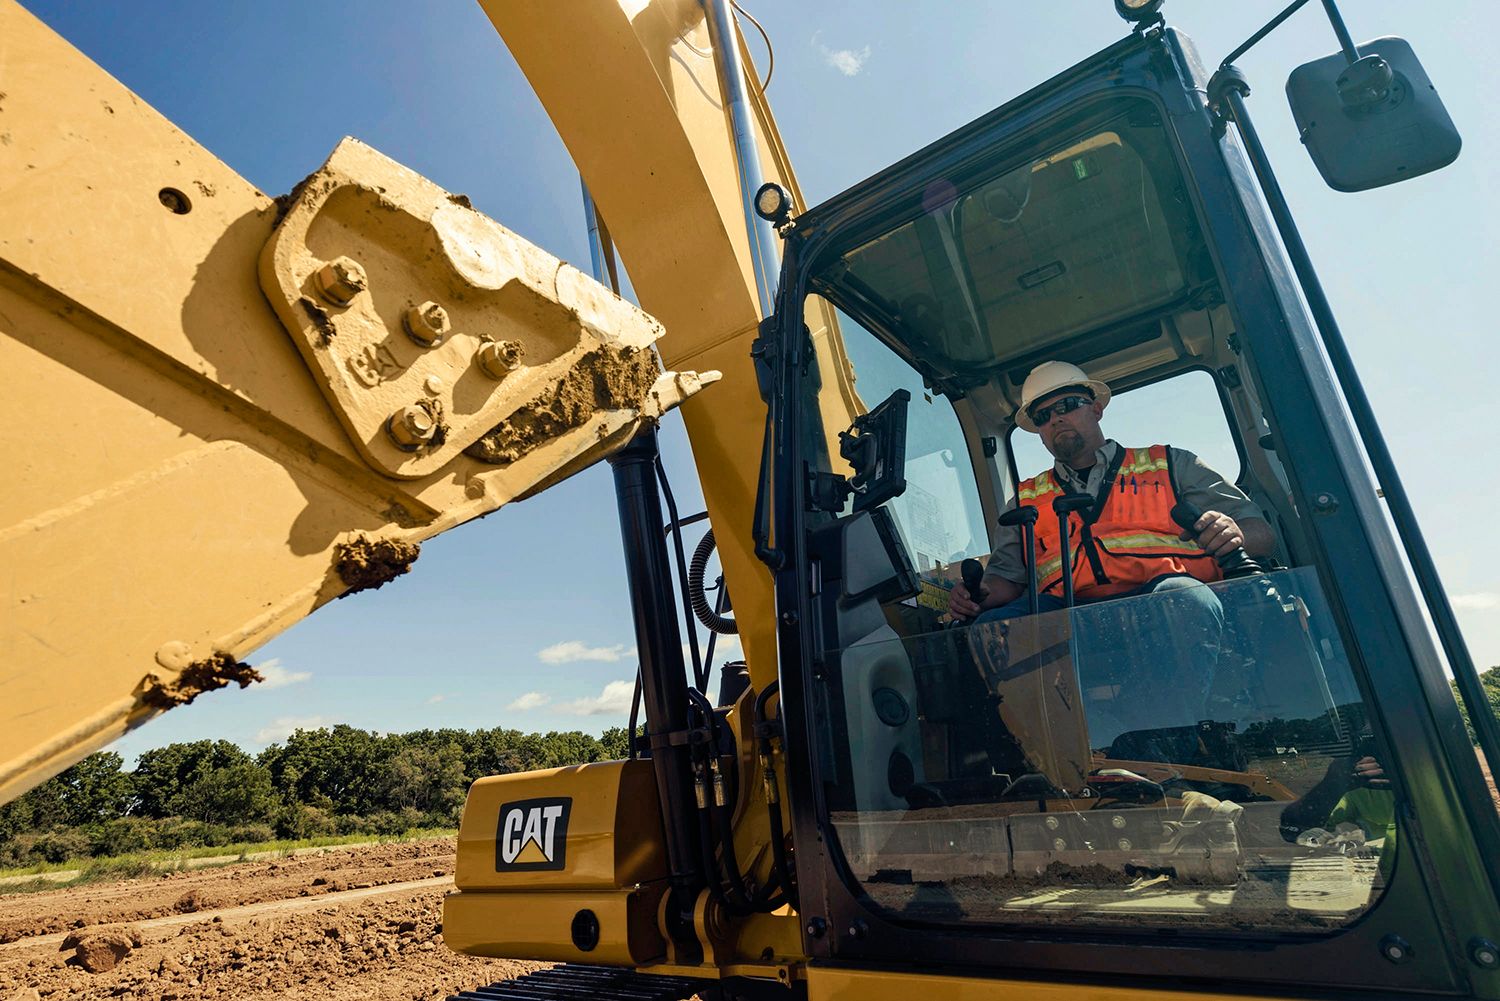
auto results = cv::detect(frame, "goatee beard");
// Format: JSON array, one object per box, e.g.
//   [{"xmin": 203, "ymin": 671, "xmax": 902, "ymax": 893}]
[{"xmin": 1052, "ymin": 430, "xmax": 1087, "ymax": 463}]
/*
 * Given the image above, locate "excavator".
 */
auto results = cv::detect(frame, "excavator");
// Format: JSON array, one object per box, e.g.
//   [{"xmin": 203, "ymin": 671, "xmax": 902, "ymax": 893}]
[{"xmin": 2, "ymin": 1, "xmax": 1498, "ymax": 1000}]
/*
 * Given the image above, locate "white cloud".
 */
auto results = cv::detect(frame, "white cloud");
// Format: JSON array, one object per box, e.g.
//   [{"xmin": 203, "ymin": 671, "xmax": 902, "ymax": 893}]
[
  {"xmin": 1453, "ymin": 592, "xmax": 1500, "ymax": 610},
  {"xmin": 683, "ymin": 633, "xmax": 743, "ymax": 664},
  {"xmin": 556, "ymin": 680, "xmax": 635, "ymax": 717},
  {"xmin": 507, "ymin": 691, "xmax": 551, "ymax": 711},
  {"xmin": 255, "ymin": 715, "xmax": 334, "ymax": 744},
  {"xmin": 254, "ymin": 658, "xmax": 311, "ymax": 690},
  {"xmin": 426, "ymin": 694, "xmax": 447, "ymax": 705},
  {"xmin": 814, "ymin": 33, "xmax": 870, "ymax": 77},
  {"xmin": 538, "ymin": 640, "xmax": 633, "ymax": 664}
]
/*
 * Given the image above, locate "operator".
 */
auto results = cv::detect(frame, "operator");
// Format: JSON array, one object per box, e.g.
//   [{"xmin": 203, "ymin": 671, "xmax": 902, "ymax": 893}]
[{"xmin": 949, "ymin": 361, "xmax": 1276, "ymax": 748}]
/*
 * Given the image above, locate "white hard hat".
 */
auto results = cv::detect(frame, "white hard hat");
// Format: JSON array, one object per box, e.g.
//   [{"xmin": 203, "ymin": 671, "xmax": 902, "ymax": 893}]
[{"xmin": 1014, "ymin": 361, "xmax": 1111, "ymax": 433}]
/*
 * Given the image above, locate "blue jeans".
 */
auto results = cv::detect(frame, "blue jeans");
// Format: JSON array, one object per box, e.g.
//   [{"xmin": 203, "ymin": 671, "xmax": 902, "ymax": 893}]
[{"xmin": 973, "ymin": 575, "xmax": 1225, "ymax": 750}]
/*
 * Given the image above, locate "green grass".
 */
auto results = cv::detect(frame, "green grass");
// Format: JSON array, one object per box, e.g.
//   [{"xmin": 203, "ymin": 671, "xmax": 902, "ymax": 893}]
[{"xmin": 0, "ymin": 828, "xmax": 456, "ymax": 895}]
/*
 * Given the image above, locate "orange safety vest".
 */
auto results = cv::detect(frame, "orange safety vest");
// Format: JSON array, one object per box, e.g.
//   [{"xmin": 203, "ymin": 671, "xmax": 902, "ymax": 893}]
[{"xmin": 1017, "ymin": 444, "xmax": 1221, "ymax": 600}]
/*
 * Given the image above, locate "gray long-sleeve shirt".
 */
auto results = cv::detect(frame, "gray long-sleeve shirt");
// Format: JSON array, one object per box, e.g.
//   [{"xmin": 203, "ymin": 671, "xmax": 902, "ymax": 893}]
[{"xmin": 982, "ymin": 439, "xmax": 1261, "ymax": 587}]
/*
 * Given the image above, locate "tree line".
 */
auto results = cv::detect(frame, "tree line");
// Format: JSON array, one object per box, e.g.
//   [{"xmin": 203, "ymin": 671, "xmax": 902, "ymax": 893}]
[{"xmin": 0, "ymin": 724, "xmax": 632, "ymax": 868}]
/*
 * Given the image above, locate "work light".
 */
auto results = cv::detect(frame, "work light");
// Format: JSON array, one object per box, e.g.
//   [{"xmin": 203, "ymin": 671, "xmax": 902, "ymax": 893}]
[{"xmin": 1114, "ymin": 0, "xmax": 1164, "ymax": 23}]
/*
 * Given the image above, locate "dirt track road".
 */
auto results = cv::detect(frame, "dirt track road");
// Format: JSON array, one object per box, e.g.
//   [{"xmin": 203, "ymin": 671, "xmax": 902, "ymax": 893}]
[{"xmin": 0, "ymin": 839, "xmax": 539, "ymax": 1001}]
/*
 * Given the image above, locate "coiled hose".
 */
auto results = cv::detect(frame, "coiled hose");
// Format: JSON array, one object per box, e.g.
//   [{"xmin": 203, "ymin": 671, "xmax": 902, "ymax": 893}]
[{"xmin": 689, "ymin": 530, "xmax": 737, "ymax": 635}]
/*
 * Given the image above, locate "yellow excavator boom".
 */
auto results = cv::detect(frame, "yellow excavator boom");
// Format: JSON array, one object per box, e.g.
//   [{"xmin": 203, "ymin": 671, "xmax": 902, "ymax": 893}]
[{"xmin": 0, "ymin": 0, "xmax": 721, "ymax": 802}]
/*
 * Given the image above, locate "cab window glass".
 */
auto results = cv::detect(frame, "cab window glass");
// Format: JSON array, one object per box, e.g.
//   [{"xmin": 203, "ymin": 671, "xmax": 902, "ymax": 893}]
[
  {"xmin": 829, "ymin": 300, "xmax": 989, "ymax": 582},
  {"xmin": 800, "ymin": 91, "xmax": 1397, "ymax": 937},
  {"xmin": 1011, "ymin": 369, "xmax": 1242, "ymax": 486}
]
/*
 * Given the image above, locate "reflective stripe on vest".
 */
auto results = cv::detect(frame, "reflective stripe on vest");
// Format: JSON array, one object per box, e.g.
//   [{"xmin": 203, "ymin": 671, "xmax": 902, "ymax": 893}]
[{"xmin": 1017, "ymin": 443, "xmax": 1221, "ymax": 599}]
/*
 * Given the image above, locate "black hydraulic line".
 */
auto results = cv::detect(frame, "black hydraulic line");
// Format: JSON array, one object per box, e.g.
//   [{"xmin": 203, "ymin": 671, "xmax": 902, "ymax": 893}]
[
  {"xmin": 605, "ymin": 428, "xmax": 704, "ymax": 949},
  {"xmin": 702, "ymin": 583, "xmax": 723, "ymax": 676},
  {"xmin": 1212, "ymin": 79, "xmax": 1500, "ymax": 788},
  {"xmin": 689, "ymin": 529, "xmax": 738, "ymax": 635},
  {"xmin": 627, "ymin": 670, "xmax": 642, "ymax": 761},
  {"xmin": 654, "ymin": 454, "xmax": 708, "ymax": 692},
  {"xmin": 753, "ymin": 681, "xmax": 797, "ymax": 909},
  {"xmin": 686, "ymin": 687, "xmax": 756, "ymax": 913}
]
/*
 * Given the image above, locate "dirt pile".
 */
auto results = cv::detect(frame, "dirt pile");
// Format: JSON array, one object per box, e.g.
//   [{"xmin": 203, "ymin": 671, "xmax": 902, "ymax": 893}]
[
  {"xmin": 0, "ymin": 839, "xmax": 537, "ymax": 1000},
  {"xmin": 0, "ymin": 839, "xmax": 451, "ymax": 945},
  {"xmin": 2, "ymin": 887, "xmax": 537, "ymax": 1000}
]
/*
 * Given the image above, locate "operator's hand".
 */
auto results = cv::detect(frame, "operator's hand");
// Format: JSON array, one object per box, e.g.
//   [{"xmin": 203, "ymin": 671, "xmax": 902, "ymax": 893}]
[
  {"xmin": 947, "ymin": 582, "xmax": 985, "ymax": 621},
  {"xmin": 1353, "ymin": 755, "xmax": 1391, "ymax": 788},
  {"xmin": 1181, "ymin": 509, "xmax": 1244, "ymax": 558}
]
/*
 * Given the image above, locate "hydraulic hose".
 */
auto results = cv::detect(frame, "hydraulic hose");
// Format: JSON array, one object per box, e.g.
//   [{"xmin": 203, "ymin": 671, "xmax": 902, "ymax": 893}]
[
  {"xmin": 686, "ymin": 688, "xmax": 756, "ymax": 913},
  {"xmin": 754, "ymin": 681, "xmax": 797, "ymax": 909},
  {"xmin": 689, "ymin": 530, "xmax": 738, "ymax": 635}
]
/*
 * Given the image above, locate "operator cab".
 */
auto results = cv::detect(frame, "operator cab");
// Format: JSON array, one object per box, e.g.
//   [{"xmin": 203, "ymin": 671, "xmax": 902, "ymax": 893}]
[{"xmin": 758, "ymin": 19, "xmax": 1497, "ymax": 995}]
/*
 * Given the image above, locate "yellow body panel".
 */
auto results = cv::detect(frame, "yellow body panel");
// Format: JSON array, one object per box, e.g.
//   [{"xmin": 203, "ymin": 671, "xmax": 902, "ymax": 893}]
[
  {"xmin": 454, "ymin": 759, "xmax": 668, "ymax": 892},
  {"xmin": 444, "ymin": 887, "xmax": 668, "ymax": 967},
  {"xmin": 807, "ymin": 967, "xmax": 1287, "ymax": 1001},
  {"xmin": 480, "ymin": 1, "xmax": 863, "ymax": 696}
]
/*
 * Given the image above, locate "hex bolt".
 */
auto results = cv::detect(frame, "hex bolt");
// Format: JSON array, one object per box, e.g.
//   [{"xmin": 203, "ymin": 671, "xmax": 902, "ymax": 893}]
[
  {"xmin": 403, "ymin": 301, "xmax": 450, "ymax": 347},
  {"xmin": 1052, "ymin": 837, "xmax": 1067, "ymax": 851},
  {"xmin": 1044, "ymin": 816, "xmax": 1060, "ymax": 830},
  {"xmin": 313, "ymin": 256, "xmax": 368, "ymax": 306},
  {"xmin": 804, "ymin": 917, "xmax": 827, "ymax": 939},
  {"xmin": 1470, "ymin": 938, "xmax": 1500, "ymax": 969},
  {"xmin": 475, "ymin": 338, "xmax": 524, "ymax": 378},
  {"xmin": 386, "ymin": 403, "xmax": 437, "ymax": 450},
  {"xmin": 1116, "ymin": 838, "xmax": 1132, "ymax": 850},
  {"xmin": 1111, "ymin": 815, "xmax": 1127, "ymax": 830},
  {"xmin": 1380, "ymin": 934, "xmax": 1414, "ymax": 965}
]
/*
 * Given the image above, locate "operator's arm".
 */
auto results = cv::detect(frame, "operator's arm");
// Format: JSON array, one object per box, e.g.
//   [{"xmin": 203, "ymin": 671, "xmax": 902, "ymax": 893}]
[
  {"xmin": 1171, "ymin": 448, "xmax": 1276, "ymax": 557},
  {"xmin": 947, "ymin": 513, "xmax": 1026, "ymax": 619}
]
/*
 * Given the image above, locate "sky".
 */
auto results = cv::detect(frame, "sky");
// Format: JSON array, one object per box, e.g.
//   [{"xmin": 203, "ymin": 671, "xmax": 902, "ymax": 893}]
[{"xmin": 19, "ymin": 1, "xmax": 1497, "ymax": 763}]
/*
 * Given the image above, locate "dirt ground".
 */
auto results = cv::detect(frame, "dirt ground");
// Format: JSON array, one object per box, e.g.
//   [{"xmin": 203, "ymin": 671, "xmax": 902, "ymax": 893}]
[{"xmin": 0, "ymin": 838, "xmax": 540, "ymax": 1001}]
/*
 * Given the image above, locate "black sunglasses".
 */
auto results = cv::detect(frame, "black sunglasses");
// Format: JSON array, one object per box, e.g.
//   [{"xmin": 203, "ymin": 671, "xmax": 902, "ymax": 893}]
[{"xmin": 1028, "ymin": 394, "xmax": 1094, "ymax": 427}]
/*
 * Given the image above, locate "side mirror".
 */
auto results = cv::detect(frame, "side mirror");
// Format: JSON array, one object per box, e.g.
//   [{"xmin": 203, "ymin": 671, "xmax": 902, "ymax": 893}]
[
  {"xmin": 840, "ymin": 389, "xmax": 910, "ymax": 512},
  {"xmin": 1286, "ymin": 36, "xmax": 1460, "ymax": 192}
]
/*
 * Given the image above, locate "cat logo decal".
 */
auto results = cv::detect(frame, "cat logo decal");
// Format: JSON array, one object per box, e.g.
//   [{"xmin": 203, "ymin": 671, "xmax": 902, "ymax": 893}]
[{"xmin": 495, "ymin": 797, "xmax": 571, "ymax": 871}]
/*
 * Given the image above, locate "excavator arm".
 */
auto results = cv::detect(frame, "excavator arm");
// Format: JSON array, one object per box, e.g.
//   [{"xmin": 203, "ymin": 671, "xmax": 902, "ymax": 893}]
[
  {"xmin": 0, "ymin": 0, "xmax": 721, "ymax": 802},
  {"xmin": 3, "ymin": 0, "xmax": 841, "ymax": 984}
]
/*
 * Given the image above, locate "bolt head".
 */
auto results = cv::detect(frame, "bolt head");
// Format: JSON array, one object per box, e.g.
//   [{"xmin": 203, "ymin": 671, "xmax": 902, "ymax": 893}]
[
  {"xmin": 1116, "ymin": 838, "xmax": 1132, "ymax": 850},
  {"xmin": 1052, "ymin": 838, "xmax": 1068, "ymax": 851},
  {"xmin": 387, "ymin": 404, "xmax": 437, "ymax": 450},
  {"xmin": 403, "ymin": 301, "xmax": 450, "ymax": 346},
  {"xmin": 313, "ymin": 256, "xmax": 368, "ymax": 306},
  {"xmin": 475, "ymin": 338, "xmax": 524, "ymax": 378},
  {"xmin": 1044, "ymin": 816, "xmax": 1060, "ymax": 830},
  {"xmin": 1111, "ymin": 814, "xmax": 1127, "ymax": 829},
  {"xmin": 423, "ymin": 375, "xmax": 445, "ymax": 395},
  {"xmin": 1381, "ymin": 934, "xmax": 1413, "ymax": 964}
]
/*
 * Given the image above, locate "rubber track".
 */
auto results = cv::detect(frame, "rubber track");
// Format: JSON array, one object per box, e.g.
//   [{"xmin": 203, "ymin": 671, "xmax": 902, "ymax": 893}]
[{"xmin": 450, "ymin": 964, "xmax": 708, "ymax": 1001}]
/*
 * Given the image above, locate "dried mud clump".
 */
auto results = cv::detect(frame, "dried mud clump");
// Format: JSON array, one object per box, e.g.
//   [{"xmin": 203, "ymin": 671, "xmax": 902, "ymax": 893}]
[
  {"xmin": 299, "ymin": 295, "xmax": 337, "ymax": 343},
  {"xmin": 270, "ymin": 170, "xmax": 317, "ymax": 225},
  {"xmin": 61, "ymin": 927, "xmax": 141, "ymax": 973},
  {"xmin": 141, "ymin": 653, "xmax": 264, "ymax": 709},
  {"xmin": 334, "ymin": 536, "xmax": 420, "ymax": 596},
  {"xmin": 465, "ymin": 346, "xmax": 660, "ymax": 465}
]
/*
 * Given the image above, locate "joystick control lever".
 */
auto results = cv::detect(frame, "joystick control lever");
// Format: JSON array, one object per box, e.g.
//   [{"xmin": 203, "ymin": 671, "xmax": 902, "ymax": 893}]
[
  {"xmin": 1052, "ymin": 493, "xmax": 1094, "ymax": 609},
  {"xmin": 960, "ymin": 558, "xmax": 986, "ymax": 609},
  {"xmin": 997, "ymin": 506, "xmax": 1041, "ymax": 615},
  {"xmin": 1170, "ymin": 501, "xmax": 1263, "ymax": 579}
]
